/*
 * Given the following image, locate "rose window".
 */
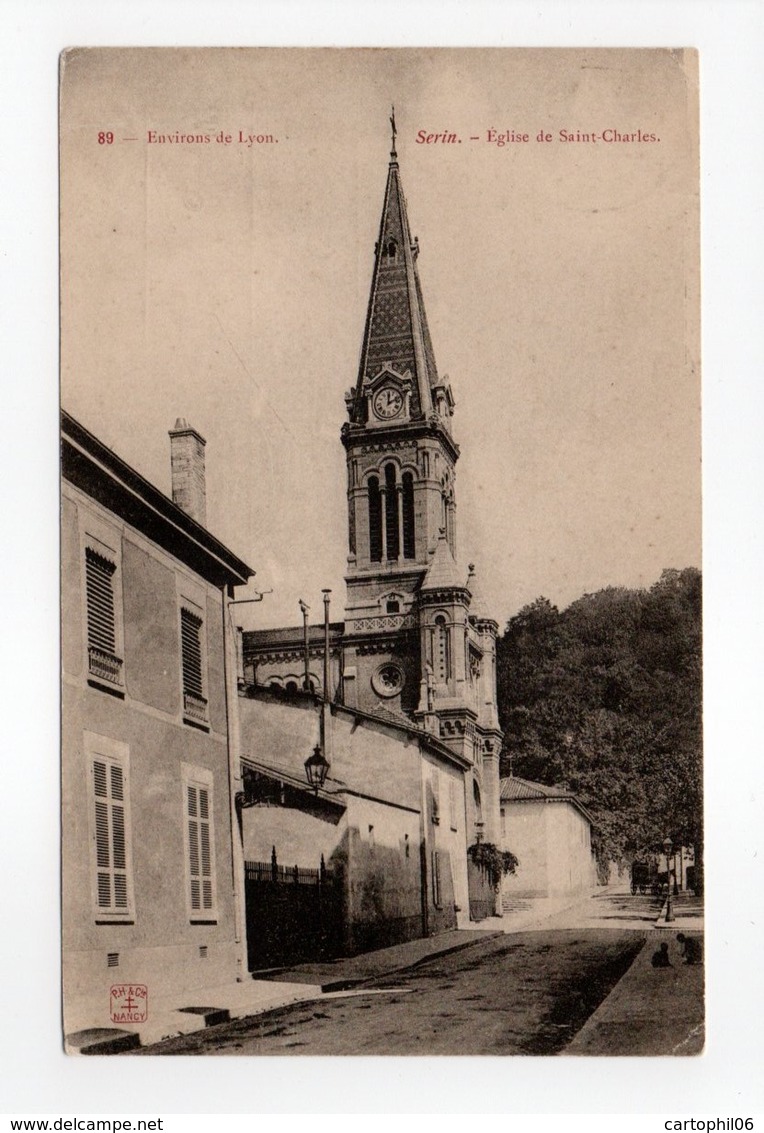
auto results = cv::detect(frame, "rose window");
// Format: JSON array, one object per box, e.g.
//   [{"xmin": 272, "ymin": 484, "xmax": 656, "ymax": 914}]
[{"xmin": 372, "ymin": 663, "xmax": 405, "ymax": 698}]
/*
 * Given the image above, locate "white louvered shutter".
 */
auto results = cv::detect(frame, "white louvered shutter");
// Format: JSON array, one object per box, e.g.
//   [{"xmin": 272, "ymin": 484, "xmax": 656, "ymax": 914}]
[
  {"xmin": 93, "ymin": 759, "xmax": 129, "ymax": 911},
  {"xmin": 187, "ymin": 783, "xmax": 214, "ymax": 913}
]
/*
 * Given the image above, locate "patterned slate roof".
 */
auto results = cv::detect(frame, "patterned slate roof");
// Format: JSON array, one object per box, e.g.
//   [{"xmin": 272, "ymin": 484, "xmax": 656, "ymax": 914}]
[
  {"xmin": 421, "ymin": 530, "xmax": 467, "ymax": 592},
  {"xmin": 351, "ymin": 156, "xmax": 440, "ymax": 422}
]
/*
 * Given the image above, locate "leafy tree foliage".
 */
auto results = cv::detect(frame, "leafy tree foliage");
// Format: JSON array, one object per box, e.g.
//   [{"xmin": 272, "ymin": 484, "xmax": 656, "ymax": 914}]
[{"xmin": 496, "ymin": 569, "xmax": 702, "ymax": 882}]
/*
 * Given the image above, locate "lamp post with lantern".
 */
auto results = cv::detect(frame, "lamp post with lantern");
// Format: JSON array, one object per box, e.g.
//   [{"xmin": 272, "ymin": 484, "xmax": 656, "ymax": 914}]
[
  {"xmin": 663, "ymin": 837, "xmax": 675, "ymax": 923},
  {"xmin": 303, "ymin": 589, "xmax": 333, "ymax": 796}
]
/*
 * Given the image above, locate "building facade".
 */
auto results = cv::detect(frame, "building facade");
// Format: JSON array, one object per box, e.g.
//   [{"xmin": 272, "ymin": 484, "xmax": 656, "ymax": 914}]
[
  {"xmin": 244, "ymin": 140, "xmax": 503, "ymax": 905},
  {"xmin": 236, "ymin": 686, "xmax": 471, "ymax": 965},
  {"xmin": 62, "ymin": 412, "xmax": 253, "ymax": 1042},
  {"xmin": 499, "ymin": 776, "xmax": 597, "ymax": 903}
]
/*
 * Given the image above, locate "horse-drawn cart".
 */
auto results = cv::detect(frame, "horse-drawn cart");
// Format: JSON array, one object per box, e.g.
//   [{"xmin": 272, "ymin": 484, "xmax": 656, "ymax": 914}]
[{"xmin": 632, "ymin": 859, "xmax": 666, "ymax": 896}]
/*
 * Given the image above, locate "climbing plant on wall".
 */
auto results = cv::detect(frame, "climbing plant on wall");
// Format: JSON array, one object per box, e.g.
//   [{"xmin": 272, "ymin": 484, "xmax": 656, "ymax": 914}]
[{"xmin": 467, "ymin": 842, "xmax": 519, "ymax": 890}]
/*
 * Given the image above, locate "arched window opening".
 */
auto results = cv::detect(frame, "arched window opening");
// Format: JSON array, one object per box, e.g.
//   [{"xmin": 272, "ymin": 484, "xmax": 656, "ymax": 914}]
[
  {"xmin": 386, "ymin": 599, "xmax": 400, "ymax": 614},
  {"xmin": 473, "ymin": 780, "xmax": 483, "ymax": 822},
  {"xmin": 368, "ymin": 476, "xmax": 382, "ymax": 562},
  {"xmin": 434, "ymin": 614, "xmax": 451, "ymax": 684},
  {"xmin": 285, "ymin": 681, "xmax": 298, "ymax": 694},
  {"xmin": 348, "ymin": 501, "xmax": 356, "ymax": 556},
  {"xmin": 384, "ymin": 463, "xmax": 400, "ymax": 560},
  {"xmin": 384, "ymin": 237, "xmax": 398, "ymax": 259},
  {"xmin": 402, "ymin": 471, "xmax": 415, "ymax": 558}
]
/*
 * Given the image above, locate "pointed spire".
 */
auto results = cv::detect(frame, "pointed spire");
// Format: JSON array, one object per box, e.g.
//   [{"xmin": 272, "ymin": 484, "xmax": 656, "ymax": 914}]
[
  {"xmin": 421, "ymin": 528, "xmax": 467, "ymax": 592},
  {"xmin": 349, "ymin": 124, "xmax": 442, "ymax": 422},
  {"xmin": 466, "ymin": 563, "xmax": 487, "ymax": 619}
]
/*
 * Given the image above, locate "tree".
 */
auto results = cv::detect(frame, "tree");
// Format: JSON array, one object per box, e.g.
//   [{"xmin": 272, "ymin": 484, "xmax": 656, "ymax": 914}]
[{"xmin": 496, "ymin": 569, "xmax": 702, "ymax": 880}]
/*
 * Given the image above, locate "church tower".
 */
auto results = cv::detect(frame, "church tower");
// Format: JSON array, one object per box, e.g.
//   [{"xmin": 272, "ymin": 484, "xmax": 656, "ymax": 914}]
[
  {"xmin": 242, "ymin": 123, "xmax": 503, "ymax": 854},
  {"xmin": 340, "ymin": 124, "xmax": 457, "ymax": 717},
  {"xmin": 340, "ymin": 125, "xmax": 502, "ymax": 846}
]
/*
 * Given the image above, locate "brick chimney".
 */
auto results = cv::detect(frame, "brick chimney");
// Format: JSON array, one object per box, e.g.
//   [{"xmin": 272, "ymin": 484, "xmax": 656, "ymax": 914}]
[{"xmin": 168, "ymin": 418, "xmax": 207, "ymax": 526}]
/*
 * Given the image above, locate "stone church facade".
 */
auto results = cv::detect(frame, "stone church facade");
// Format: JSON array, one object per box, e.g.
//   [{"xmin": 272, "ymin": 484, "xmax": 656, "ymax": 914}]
[{"xmin": 244, "ymin": 137, "xmax": 503, "ymax": 864}]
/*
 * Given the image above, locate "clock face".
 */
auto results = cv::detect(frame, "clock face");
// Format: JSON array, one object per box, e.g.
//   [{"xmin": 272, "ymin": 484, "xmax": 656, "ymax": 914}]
[{"xmin": 373, "ymin": 387, "xmax": 403, "ymax": 419}]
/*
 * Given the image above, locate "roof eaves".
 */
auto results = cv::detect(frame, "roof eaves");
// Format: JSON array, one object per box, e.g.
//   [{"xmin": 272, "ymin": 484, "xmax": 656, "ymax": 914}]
[
  {"xmin": 240, "ymin": 755, "xmax": 347, "ymax": 808},
  {"xmin": 62, "ymin": 410, "xmax": 254, "ymax": 585}
]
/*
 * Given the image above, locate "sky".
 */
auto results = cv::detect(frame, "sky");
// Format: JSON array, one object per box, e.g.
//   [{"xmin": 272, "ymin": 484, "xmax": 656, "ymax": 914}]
[{"xmin": 60, "ymin": 48, "xmax": 700, "ymax": 632}]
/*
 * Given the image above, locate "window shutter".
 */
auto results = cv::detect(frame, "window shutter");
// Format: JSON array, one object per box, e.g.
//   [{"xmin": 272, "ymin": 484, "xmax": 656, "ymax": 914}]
[
  {"xmin": 93, "ymin": 758, "xmax": 129, "ymax": 912},
  {"xmin": 94, "ymin": 760, "xmax": 111, "ymax": 907},
  {"xmin": 199, "ymin": 788, "xmax": 212, "ymax": 909},
  {"xmin": 432, "ymin": 850, "xmax": 442, "ymax": 908},
  {"xmin": 85, "ymin": 548, "xmax": 116, "ymax": 653},
  {"xmin": 180, "ymin": 608, "xmax": 204, "ymax": 698},
  {"xmin": 187, "ymin": 782, "xmax": 214, "ymax": 913},
  {"xmin": 187, "ymin": 785, "xmax": 201, "ymax": 910}
]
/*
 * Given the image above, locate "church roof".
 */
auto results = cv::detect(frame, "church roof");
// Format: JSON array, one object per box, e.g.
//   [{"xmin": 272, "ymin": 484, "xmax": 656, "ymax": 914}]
[
  {"xmin": 241, "ymin": 754, "xmax": 347, "ymax": 808},
  {"xmin": 421, "ymin": 530, "xmax": 468, "ymax": 593},
  {"xmin": 243, "ymin": 623, "xmax": 344, "ymax": 653},
  {"xmin": 501, "ymin": 776, "xmax": 577, "ymax": 802},
  {"xmin": 349, "ymin": 149, "xmax": 441, "ymax": 422}
]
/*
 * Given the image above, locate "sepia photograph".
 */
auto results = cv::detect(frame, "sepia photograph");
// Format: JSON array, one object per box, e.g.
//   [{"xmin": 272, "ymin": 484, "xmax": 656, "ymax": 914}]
[{"xmin": 59, "ymin": 47, "xmax": 703, "ymax": 1058}]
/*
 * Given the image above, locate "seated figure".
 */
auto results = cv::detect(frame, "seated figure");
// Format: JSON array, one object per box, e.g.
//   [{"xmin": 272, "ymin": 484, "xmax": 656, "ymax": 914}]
[
  {"xmin": 676, "ymin": 933, "xmax": 703, "ymax": 965},
  {"xmin": 651, "ymin": 942, "xmax": 672, "ymax": 968}
]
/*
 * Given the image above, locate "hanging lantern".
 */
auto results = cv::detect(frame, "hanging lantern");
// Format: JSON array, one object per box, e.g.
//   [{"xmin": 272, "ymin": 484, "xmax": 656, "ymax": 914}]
[{"xmin": 304, "ymin": 744, "xmax": 330, "ymax": 794}]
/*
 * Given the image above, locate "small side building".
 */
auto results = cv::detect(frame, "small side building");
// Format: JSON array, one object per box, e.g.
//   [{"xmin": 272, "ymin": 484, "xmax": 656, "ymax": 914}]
[{"xmin": 500, "ymin": 776, "xmax": 597, "ymax": 903}]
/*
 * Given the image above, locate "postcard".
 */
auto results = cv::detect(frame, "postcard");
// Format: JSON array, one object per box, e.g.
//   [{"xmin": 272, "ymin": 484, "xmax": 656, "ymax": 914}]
[{"xmin": 60, "ymin": 47, "xmax": 701, "ymax": 1056}]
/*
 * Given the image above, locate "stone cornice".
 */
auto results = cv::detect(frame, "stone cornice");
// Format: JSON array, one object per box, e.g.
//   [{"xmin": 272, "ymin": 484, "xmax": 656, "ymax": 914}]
[
  {"xmin": 341, "ymin": 419, "xmax": 460, "ymax": 463},
  {"xmin": 418, "ymin": 587, "xmax": 471, "ymax": 606}
]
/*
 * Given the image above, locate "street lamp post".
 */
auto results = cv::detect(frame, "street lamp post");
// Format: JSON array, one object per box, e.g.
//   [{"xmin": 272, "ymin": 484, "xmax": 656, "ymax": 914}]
[
  {"xmin": 304, "ymin": 589, "xmax": 333, "ymax": 796},
  {"xmin": 663, "ymin": 837, "xmax": 675, "ymax": 923},
  {"xmin": 322, "ymin": 589, "xmax": 331, "ymax": 700},
  {"xmin": 298, "ymin": 599, "xmax": 311, "ymax": 692}
]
